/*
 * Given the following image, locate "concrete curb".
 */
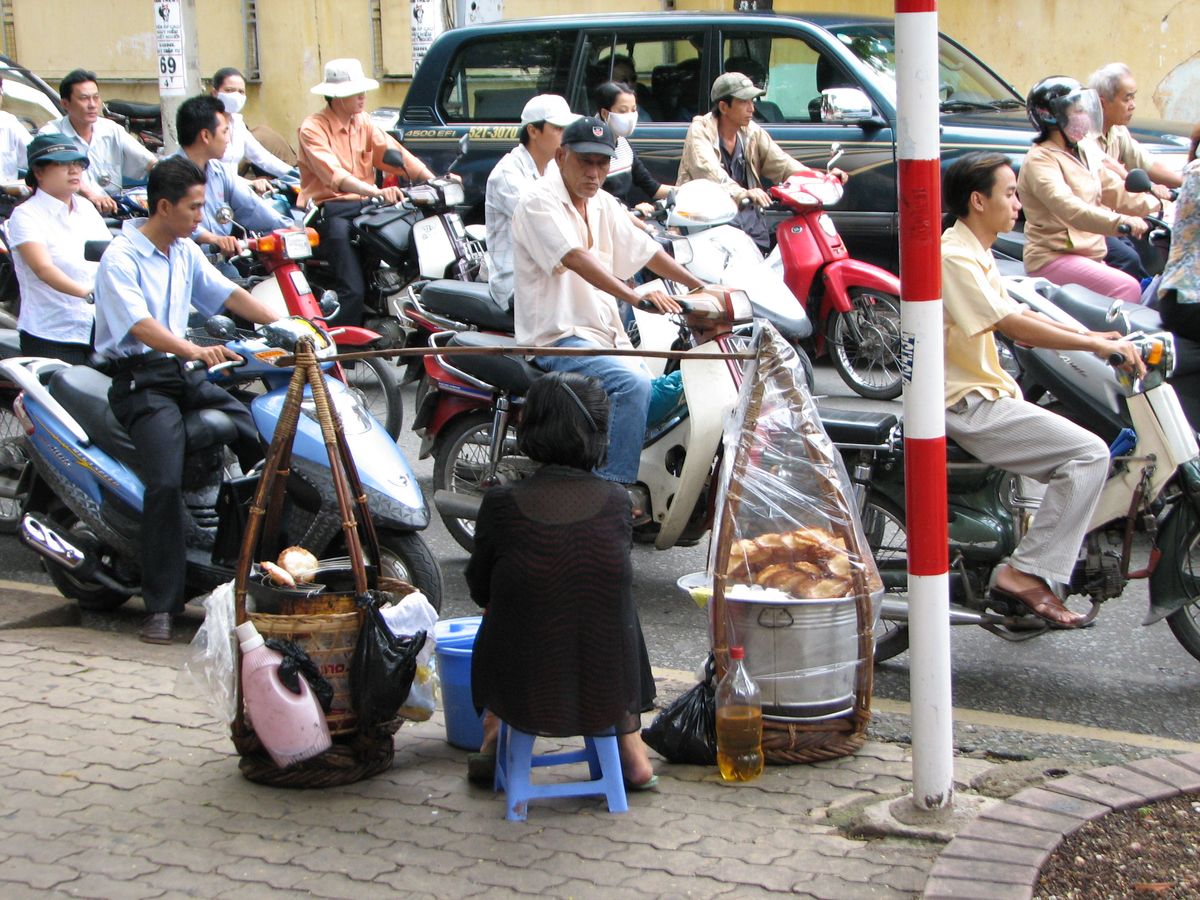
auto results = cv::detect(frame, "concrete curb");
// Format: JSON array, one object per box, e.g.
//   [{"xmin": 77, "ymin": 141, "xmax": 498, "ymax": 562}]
[{"xmin": 922, "ymin": 752, "xmax": 1200, "ymax": 899}]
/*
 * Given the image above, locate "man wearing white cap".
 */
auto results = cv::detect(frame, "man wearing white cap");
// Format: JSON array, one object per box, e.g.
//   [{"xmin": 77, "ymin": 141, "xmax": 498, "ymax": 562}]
[
  {"xmin": 678, "ymin": 72, "xmax": 847, "ymax": 249},
  {"xmin": 297, "ymin": 58, "xmax": 436, "ymax": 325},
  {"xmin": 484, "ymin": 94, "xmax": 579, "ymax": 309}
]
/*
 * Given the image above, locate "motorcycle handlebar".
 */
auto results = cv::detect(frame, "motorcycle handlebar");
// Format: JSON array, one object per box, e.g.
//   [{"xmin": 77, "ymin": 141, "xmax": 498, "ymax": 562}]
[{"xmin": 638, "ymin": 297, "xmax": 692, "ymax": 313}]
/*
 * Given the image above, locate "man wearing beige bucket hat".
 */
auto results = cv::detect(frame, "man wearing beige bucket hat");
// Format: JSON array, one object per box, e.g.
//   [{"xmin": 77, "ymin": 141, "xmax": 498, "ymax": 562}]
[{"xmin": 297, "ymin": 58, "xmax": 437, "ymax": 325}]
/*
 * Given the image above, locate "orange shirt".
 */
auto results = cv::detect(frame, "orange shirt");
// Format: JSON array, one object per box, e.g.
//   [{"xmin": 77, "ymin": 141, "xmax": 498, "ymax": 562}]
[{"xmin": 296, "ymin": 106, "xmax": 423, "ymax": 205}]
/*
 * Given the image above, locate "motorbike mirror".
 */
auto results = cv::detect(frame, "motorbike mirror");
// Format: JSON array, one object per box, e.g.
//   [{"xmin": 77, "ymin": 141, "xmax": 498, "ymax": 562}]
[
  {"xmin": 83, "ymin": 240, "xmax": 111, "ymax": 262},
  {"xmin": 446, "ymin": 133, "xmax": 470, "ymax": 174},
  {"xmin": 318, "ymin": 289, "xmax": 341, "ymax": 318},
  {"xmin": 828, "ymin": 142, "xmax": 844, "ymax": 169},
  {"xmin": 1105, "ymin": 299, "xmax": 1132, "ymax": 334},
  {"xmin": 381, "ymin": 148, "xmax": 406, "ymax": 171},
  {"xmin": 1124, "ymin": 168, "xmax": 1154, "ymax": 194},
  {"xmin": 97, "ymin": 174, "xmax": 112, "ymax": 188},
  {"xmin": 215, "ymin": 206, "xmax": 235, "ymax": 226},
  {"xmin": 205, "ymin": 315, "xmax": 239, "ymax": 340}
]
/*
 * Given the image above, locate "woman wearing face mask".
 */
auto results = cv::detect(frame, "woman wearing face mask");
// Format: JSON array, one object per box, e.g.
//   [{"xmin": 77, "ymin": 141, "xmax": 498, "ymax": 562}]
[
  {"xmin": 210, "ymin": 67, "xmax": 296, "ymax": 192},
  {"xmin": 1016, "ymin": 76, "xmax": 1160, "ymax": 303},
  {"xmin": 594, "ymin": 81, "xmax": 672, "ymax": 213}
]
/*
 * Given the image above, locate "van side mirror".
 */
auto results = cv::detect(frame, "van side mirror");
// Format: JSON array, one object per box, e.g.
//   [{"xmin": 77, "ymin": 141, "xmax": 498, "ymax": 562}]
[{"xmin": 821, "ymin": 88, "xmax": 882, "ymax": 127}]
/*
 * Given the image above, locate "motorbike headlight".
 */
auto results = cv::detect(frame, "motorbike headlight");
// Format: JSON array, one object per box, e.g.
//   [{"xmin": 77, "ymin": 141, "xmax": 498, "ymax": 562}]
[
  {"xmin": 282, "ymin": 230, "xmax": 313, "ymax": 260},
  {"xmin": 441, "ymin": 180, "xmax": 465, "ymax": 207}
]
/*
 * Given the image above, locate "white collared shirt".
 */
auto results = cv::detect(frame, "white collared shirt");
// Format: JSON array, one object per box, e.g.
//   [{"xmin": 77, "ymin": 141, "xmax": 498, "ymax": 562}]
[
  {"xmin": 8, "ymin": 188, "xmax": 111, "ymax": 343},
  {"xmin": 511, "ymin": 168, "xmax": 659, "ymax": 349},
  {"xmin": 220, "ymin": 112, "xmax": 292, "ymax": 179},
  {"xmin": 0, "ymin": 111, "xmax": 31, "ymax": 182},
  {"xmin": 484, "ymin": 144, "xmax": 556, "ymax": 306},
  {"xmin": 40, "ymin": 115, "xmax": 157, "ymax": 196}
]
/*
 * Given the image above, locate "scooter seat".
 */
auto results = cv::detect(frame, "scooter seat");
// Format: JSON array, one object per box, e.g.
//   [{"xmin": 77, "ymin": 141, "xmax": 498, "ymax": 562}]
[
  {"xmin": 752, "ymin": 301, "xmax": 812, "ymax": 341},
  {"xmin": 48, "ymin": 366, "xmax": 241, "ymax": 467},
  {"xmin": 817, "ymin": 406, "xmax": 897, "ymax": 446},
  {"xmin": 1044, "ymin": 283, "xmax": 1128, "ymax": 333},
  {"xmin": 420, "ymin": 280, "xmax": 515, "ymax": 333},
  {"xmin": 106, "ymin": 99, "xmax": 160, "ymax": 120},
  {"xmin": 445, "ymin": 331, "xmax": 540, "ymax": 395}
]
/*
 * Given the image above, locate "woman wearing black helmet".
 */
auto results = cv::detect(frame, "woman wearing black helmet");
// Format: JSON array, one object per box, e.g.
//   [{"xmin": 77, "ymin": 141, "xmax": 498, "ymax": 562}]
[{"xmin": 1016, "ymin": 76, "xmax": 1159, "ymax": 303}]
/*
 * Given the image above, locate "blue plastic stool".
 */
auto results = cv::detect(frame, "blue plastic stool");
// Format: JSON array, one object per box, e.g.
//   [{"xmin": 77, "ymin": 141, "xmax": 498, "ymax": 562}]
[{"xmin": 493, "ymin": 722, "xmax": 628, "ymax": 821}]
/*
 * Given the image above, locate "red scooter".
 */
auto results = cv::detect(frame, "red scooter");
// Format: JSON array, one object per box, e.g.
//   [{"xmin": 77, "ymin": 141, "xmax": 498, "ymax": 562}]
[
  {"xmin": 770, "ymin": 145, "xmax": 903, "ymax": 400},
  {"xmin": 243, "ymin": 226, "xmax": 402, "ymax": 437}
]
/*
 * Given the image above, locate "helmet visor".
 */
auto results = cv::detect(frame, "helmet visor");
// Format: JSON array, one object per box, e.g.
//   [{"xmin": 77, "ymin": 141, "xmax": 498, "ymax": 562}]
[{"xmin": 1055, "ymin": 88, "xmax": 1103, "ymax": 144}]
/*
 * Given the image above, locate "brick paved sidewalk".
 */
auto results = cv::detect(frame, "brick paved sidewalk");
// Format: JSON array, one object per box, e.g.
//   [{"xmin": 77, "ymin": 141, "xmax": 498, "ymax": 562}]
[{"xmin": 0, "ymin": 626, "xmax": 971, "ymax": 899}]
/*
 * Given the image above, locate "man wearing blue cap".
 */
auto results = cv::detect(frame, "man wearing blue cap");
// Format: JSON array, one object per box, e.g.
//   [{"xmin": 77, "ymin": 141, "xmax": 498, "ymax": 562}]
[{"xmin": 511, "ymin": 116, "xmax": 707, "ymax": 513}]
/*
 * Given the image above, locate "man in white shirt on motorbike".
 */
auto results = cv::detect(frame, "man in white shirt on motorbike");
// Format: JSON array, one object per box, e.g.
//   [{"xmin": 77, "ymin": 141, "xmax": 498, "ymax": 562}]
[
  {"xmin": 484, "ymin": 94, "xmax": 578, "ymax": 310},
  {"xmin": 40, "ymin": 68, "xmax": 157, "ymax": 215},
  {"xmin": 0, "ymin": 75, "xmax": 31, "ymax": 184}
]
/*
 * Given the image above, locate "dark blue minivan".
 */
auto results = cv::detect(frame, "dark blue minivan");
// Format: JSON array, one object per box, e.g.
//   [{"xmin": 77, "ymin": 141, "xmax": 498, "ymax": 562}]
[{"xmin": 386, "ymin": 11, "xmax": 1190, "ymax": 269}]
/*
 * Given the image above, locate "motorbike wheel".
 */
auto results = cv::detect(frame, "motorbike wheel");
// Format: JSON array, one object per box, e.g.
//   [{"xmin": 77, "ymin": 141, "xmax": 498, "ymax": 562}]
[
  {"xmin": 331, "ymin": 528, "xmax": 444, "ymax": 613},
  {"xmin": 0, "ymin": 395, "xmax": 29, "ymax": 533},
  {"xmin": 1165, "ymin": 518, "xmax": 1200, "ymax": 663},
  {"xmin": 341, "ymin": 356, "xmax": 403, "ymax": 439},
  {"xmin": 42, "ymin": 506, "xmax": 129, "ymax": 611},
  {"xmin": 861, "ymin": 492, "xmax": 911, "ymax": 662},
  {"xmin": 826, "ymin": 288, "xmax": 903, "ymax": 401},
  {"xmin": 432, "ymin": 411, "xmax": 520, "ymax": 553}
]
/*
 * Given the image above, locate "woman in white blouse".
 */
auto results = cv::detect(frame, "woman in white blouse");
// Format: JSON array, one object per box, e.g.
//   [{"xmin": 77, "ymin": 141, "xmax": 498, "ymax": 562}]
[
  {"xmin": 211, "ymin": 67, "xmax": 295, "ymax": 189},
  {"xmin": 8, "ymin": 132, "xmax": 111, "ymax": 364}
]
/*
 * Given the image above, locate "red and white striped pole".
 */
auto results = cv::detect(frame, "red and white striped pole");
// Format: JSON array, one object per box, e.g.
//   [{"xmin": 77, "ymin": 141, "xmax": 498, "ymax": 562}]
[{"xmin": 895, "ymin": 0, "xmax": 954, "ymax": 810}]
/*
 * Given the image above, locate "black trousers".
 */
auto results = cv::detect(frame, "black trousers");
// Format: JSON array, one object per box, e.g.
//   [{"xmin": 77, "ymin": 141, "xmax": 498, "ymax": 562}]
[
  {"xmin": 108, "ymin": 358, "xmax": 261, "ymax": 614},
  {"xmin": 1104, "ymin": 235, "xmax": 1149, "ymax": 282},
  {"xmin": 314, "ymin": 199, "xmax": 365, "ymax": 327},
  {"xmin": 19, "ymin": 330, "xmax": 95, "ymax": 367}
]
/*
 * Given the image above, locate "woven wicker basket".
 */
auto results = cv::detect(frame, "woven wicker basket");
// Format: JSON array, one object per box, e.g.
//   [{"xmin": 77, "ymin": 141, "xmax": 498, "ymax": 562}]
[{"xmin": 228, "ymin": 339, "xmax": 412, "ymax": 788}]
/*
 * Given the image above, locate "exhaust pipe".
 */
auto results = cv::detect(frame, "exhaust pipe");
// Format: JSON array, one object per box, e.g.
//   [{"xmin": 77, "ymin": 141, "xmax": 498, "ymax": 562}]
[
  {"xmin": 433, "ymin": 489, "xmax": 482, "ymax": 520},
  {"xmin": 21, "ymin": 514, "xmax": 88, "ymax": 570},
  {"xmin": 20, "ymin": 514, "xmax": 136, "ymax": 595}
]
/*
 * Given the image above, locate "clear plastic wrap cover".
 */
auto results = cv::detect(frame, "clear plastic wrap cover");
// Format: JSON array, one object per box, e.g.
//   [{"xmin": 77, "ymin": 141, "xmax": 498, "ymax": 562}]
[
  {"xmin": 707, "ymin": 324, "xmax": 882, "ymax": 650},
  {"xmin": 178, "ymin": 581, "xmax": 238, "ymax": 725}
]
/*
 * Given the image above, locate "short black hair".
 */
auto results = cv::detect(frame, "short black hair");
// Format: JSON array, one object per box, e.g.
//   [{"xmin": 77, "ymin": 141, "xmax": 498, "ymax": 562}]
[
  {"xmin": 147, "ymin": 155, "xmax": 206, "ymax": 215},
  {"xmin": 176, "ymin": 94, "xmax": 224, "ymax": 147},
  {"xmin": 518, "ymin": 121, "xmax": 541, "ymax": 146},
  {"xmin": 711, "ymin": 97, "xmax": 733, "ymax": 118},
  {"xmin": 518, "ymin": 372, "xmax": 609, "ymax": 471},
  {"xmin": 942, "ymin": 151, "xmax": 1014, "ymax": 229},
  {"xmin": 60, "ymin": 69, "xmax": 98, "ymax": 102},
  {"xmin": 593, "ymin": 80, "xmax": 635, "ymax": 114},
  {"xmin": 211, "ymin": 67, "xmax": 244, "ymax": 91}
]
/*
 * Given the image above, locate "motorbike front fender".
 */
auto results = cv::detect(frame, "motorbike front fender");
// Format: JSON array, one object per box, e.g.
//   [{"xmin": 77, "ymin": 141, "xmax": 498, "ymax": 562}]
[
  {"xmin": 820, "ymin": 259, "xmax": 902, "ymax": 315},
  {"xmin": 1146, "ymin": 458, "xmax": 1200, "ymax": 624}
]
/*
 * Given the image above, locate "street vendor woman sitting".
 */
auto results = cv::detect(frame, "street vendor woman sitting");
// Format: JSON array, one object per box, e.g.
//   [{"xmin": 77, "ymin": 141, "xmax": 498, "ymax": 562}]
[
  {"xmin": 466, "ymin": 372, "xmax": 658, "ymax": 790},
  {"xmin": 93, "ymin": 156, "xmax": 281, "ymax": 645},
  {"xmin": 940, "ymin": 151, "xmax": 1144, "ymax": 628},
  {"xmin": 510, "ymin": 116, "xmax": 707, "ymax": 512}
]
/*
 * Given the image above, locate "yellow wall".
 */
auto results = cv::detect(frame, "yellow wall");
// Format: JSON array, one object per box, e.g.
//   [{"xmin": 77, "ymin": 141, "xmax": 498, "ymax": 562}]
[{"xmin": 9, "ymin": 0, "xmax": 1200, "ymax": 148}]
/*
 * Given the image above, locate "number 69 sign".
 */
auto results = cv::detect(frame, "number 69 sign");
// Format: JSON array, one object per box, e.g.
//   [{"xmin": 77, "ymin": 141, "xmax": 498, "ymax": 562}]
[{"xmin": 155, "ymin": 0, "xmax": 187, "ymax": 96}]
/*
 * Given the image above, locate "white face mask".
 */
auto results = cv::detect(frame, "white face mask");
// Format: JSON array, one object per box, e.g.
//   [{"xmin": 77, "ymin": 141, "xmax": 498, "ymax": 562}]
[
  {"xmin": 606, "ymin": 111, "xmax": 638, "ymax": 138},
  {"xmin": 219, "ymin": 91, "xmax": 246, "ymax": 115}
]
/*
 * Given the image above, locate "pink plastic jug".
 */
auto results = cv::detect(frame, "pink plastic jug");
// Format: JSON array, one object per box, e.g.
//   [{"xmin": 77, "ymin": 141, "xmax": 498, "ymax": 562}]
[{"xmin": 236, "ymin": 621, "xmax": 332, "ymax": 767}]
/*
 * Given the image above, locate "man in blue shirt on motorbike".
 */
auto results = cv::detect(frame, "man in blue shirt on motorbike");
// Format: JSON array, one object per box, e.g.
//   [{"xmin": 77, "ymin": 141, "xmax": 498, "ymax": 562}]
[
  {"xmin": 173, "ymin": 94, "xmax": 291, "ymax": 272},
  {"xmin": 94, "ymin": 156, "xmax": 280, "ymax": 645}
]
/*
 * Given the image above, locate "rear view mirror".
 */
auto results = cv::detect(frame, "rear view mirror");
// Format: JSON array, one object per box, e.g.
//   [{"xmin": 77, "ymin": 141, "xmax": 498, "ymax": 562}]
[
  {"xmin": 205, "ymin": 315, "xmax": 239, "ymax": 340},
  {"xmin": 821, "ymin": 88, "xmax": 878, "ymax": 126},
  {"xmin": 83, "ymin": 240, "xmax": 111, "ymax": 262},
  {"xmin": 382, "ymin": 148, "xmax": 406, "ymax": 170},
  {"xmin": 318, "ymin": 289, "xmax": 341, "ymax": 318},
  {"xmin": 1124, "ymin": 168, "xmax": 1153, "ymax": 194}
]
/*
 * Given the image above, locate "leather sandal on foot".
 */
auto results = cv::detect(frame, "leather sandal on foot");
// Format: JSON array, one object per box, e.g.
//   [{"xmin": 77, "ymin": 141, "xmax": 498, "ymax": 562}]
[
  {"xmin": 990, "ymin": 585, "xmax": 1086, "ymax": 629},
  {"xmin": 466, "ymin": 752, "xmax": 496, "ymax": 785}
]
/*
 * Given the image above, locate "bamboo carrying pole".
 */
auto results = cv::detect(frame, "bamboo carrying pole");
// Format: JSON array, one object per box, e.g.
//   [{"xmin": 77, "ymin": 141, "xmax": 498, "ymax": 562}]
[{"xmin": 276, "ymin": 343, "xmax": 755, "ymax": 368}]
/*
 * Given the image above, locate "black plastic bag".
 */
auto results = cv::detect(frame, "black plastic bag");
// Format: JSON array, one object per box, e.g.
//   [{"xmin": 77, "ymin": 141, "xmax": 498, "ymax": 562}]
[
  {"xmin": 349, "ymin": 594, "xmax": 427, "ymax": 729},
  {"xmin": 264, "ymin": 638, "xmax": 334, "ymax": 714},
  {"xmin": 641, "ymin": 656, "xmax": 717, "ymax": 765}
]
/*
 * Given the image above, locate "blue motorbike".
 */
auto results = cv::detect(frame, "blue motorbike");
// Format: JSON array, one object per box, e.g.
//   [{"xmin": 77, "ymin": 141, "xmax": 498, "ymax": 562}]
[{"xmin": 1, "ymin": 315, "xmax": 443, "ymax": 612}]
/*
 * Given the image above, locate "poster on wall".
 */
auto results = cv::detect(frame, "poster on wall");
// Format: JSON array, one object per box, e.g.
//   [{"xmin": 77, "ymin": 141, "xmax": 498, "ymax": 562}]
[
  {"xmin": 154, "ymin": 0, "xmax": 187, "ymax": 96},
  {"xmin": 412, "ymin": 0, "xmax": 446, "ymax": 73}
]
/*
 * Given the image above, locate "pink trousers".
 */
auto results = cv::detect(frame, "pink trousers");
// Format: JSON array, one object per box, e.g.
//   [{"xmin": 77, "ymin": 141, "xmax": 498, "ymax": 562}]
[{"xmin": 1026, "ymin": 254, "xmax": 1143, "ymax": 304}]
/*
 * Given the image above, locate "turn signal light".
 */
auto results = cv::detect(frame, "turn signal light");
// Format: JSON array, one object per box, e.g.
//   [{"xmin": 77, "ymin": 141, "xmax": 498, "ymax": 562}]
[
  {"xmin": 1147, "ymin": 341, "xmax": 1163, "ymax": 367},
  {"xmin": 306, "ymin": 227, "xmax": 319, "ymax": 247},
  {"xmin": 255, "ymin": 234, "xmax": 279, "ymax": 254}
]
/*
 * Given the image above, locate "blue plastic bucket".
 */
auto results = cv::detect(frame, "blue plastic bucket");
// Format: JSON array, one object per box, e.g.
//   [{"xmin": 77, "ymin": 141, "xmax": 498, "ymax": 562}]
[{"xmin": 433, "ymin": 616, "xmax": 484, "ymax": 750}]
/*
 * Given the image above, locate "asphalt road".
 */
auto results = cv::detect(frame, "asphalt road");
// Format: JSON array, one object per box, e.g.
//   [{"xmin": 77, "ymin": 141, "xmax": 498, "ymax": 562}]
[{"xmin": 3, "ymin": 359, "xmax": 1198, "ymax": 746}]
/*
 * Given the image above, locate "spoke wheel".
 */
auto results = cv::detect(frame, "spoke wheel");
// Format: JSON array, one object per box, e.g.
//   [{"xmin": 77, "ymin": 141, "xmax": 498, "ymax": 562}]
[
  {"xmin": 432, "ymin": 412, "xmax": 520, "ymax": 553},
  {"xmin": 0, "ymin": 395, "xmax": 29, "ymax": 533},
  {"xmin": 827, "ymin": 288, "xmax": 903, "ymax": 400},
  {"xmin": 341, "ymin": 357, "xmax": 402, "ymax": 439},
  {"xmin": 861, "ymin": 492, "xmax": 911, "ymax": 662},
  {"xmin": 1166, "ymin": 516, "xmax": 1200, "ymax": 664}
]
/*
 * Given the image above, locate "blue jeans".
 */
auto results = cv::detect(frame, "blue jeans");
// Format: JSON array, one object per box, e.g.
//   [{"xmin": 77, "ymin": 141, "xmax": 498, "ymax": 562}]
[{"xmin": 534, "ymin": 336, "xmax": 650, "ymax": 483}]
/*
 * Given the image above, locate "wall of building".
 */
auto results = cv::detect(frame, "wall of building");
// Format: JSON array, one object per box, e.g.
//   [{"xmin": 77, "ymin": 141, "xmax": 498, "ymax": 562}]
[{"xmin": 7, "ymin": 0, "xmax": 1199, "ymax": 149}]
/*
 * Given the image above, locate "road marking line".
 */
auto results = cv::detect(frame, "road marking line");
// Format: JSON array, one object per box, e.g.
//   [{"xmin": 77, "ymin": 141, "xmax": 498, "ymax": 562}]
[{"xmin": 652, "ymin": 666, "xmax": 1200, "ymax": 753}]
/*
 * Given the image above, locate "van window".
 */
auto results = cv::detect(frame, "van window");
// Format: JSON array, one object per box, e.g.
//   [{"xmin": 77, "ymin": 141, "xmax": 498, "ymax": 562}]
[
  {"xmin": 580, "ymin": 31, "xmax": 705, "ymax": 122},
  {"xmin": 721, "ymin": 32, "xmax": 855, "ymax": 123},
  {"xmin": 438, "ymin": 33, "xmax": 574, "ymax": 123}
]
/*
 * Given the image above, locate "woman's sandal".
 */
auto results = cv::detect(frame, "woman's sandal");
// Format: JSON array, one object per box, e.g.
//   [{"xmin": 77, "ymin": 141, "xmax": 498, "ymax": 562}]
[
  {"xmin": 466, "ymin": 751, "xmax": 496, "ymax": 785},
  {"xmin": 990, "ymin": 584, "xmax": 1087, "ymax": 629},
  {"xmin": 624, "ymin": 774, "xmax": 659, "ymax": 792}
]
